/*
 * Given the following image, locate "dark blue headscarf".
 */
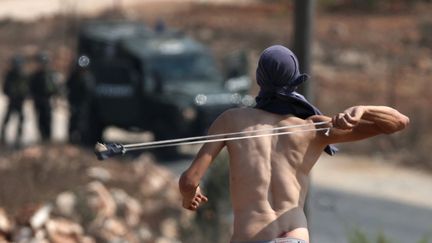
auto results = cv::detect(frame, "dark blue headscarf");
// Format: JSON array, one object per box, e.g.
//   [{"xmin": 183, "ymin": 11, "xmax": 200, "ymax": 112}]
[{"xmin": 255, "ymin": 45, "xmax": 337, "ymax": 155}]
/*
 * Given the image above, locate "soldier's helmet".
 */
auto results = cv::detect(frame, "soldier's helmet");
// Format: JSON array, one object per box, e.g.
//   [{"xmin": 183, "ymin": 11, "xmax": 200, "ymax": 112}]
[
  {"xmin": 36, "ymin": 52, "xmax": 50, "ymax": 65},
  {"xmin": 10, "ymin": 54, "xmax": 25, "ymax": 69}
]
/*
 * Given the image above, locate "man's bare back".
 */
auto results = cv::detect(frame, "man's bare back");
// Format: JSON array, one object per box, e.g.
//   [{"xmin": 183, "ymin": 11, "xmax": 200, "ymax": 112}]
[
  {"xmin": 179, "ymin": 105, "xmax": 408, "ymax": 243},
  {"xmin": 223, "ymin": 108, "xmax": 322, "ymax": 242}
]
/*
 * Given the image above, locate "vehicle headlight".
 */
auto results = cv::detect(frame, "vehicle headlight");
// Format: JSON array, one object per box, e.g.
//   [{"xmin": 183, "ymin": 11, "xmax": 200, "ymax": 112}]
[
  {"xmin": 195, "ymin": 94, "xmax": 207, "ymax": 106},
  {"xmin": 230, "ymin": 93, "xmax": 242, "ymax": 104},
  {"xmin": 241, "ymin": 95, "xmax": 255, "ymax": 107},
  {"xmin": 182, "ymin": 107, "xmax": 197, "ymax": 121}
]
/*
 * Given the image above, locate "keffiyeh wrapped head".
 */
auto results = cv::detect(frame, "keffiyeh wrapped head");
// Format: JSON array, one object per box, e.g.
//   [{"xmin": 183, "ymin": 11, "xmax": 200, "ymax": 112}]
[
  {"xmin": 256, "ymin": 45, "xmax": 309, "ymax": 100},
  {"xmin": 254, "ymin": 45, "xmax": 337, "ymax": 156}
]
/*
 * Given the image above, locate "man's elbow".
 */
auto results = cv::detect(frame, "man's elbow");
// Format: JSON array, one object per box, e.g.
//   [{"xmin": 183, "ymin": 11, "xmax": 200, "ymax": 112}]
[
  {"xmin": 399, "ymin": 114, "xmax": 410, "ymax": 129},
  {"xmin": 383, "ymin": 114, "xmax": 410, "ymax": 134}
]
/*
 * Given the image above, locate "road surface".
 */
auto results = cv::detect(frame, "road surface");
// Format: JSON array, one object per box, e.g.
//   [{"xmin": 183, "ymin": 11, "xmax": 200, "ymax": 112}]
[{"xmin": 309, "ymin": 155, "xmax": 432, "ymax": 243}]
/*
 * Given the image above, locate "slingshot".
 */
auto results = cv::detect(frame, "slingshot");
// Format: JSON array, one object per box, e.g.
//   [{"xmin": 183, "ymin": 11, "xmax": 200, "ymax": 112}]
[{"xmin": 94, "ymin": 121, "xmax": 331, "ymax": 160}]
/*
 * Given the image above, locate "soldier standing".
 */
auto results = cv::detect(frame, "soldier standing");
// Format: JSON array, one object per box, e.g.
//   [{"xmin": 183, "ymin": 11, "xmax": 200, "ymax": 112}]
[
  {"xmin": 66, "ymin": 55, "xmax": 95, "ymax": 144},
  {"xmin": 1, "ymin": 55, "xmax": 29, "ymax": 146},
  {"xmin": 29, "ymin": 52, "xmax": 57, "ymax": 142}
]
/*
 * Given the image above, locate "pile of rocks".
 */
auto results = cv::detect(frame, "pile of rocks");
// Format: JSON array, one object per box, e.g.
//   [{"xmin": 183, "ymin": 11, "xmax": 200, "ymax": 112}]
[{"xmin": 0, "ymin": 145, "xmax": 193, "ymax": 243}]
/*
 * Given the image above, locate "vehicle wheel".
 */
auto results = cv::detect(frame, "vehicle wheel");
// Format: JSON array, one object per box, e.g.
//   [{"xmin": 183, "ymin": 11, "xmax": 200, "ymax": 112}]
[
  {"xmin": 75, "ymin": 105, "xmax": 104, "ymax": 146},
  {"xmin": 83, "ymin": 119, "xmax": 104, "ymax": 146},
  {"xmin": 153, "ymin": 127, "xmax": 180, "ymax": 160}
]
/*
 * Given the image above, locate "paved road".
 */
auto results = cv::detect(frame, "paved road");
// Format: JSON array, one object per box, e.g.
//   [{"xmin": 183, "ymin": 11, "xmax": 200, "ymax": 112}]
[
  {"xmin": 309, "ymin": 186, "xmax": 432, "ymax": 243},
  {"xmin": 309, "ymin": 155, "xmax": 432, "ymax": 242}
]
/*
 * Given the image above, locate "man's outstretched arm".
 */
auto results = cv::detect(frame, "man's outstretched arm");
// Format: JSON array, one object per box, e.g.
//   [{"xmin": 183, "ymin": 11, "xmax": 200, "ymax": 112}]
[{"xmin": 314, "ymin": 105, "xmax": 409, "ymax": 144}]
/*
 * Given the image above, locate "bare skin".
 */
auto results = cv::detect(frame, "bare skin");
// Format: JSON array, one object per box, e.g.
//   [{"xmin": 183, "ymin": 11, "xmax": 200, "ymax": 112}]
[{"xmin": 179, "ymin": 105, "xmax": 409, "ymax": 243}]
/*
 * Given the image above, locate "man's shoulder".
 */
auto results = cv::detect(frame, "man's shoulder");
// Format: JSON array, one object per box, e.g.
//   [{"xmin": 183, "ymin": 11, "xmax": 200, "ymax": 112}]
[
  {"xmin": 210, "ymin": 107, "xmax": 254, "ymax": 129},
  {"xmin": 219, "ymin": 107, "xmax": 262, "ymax": 119}
]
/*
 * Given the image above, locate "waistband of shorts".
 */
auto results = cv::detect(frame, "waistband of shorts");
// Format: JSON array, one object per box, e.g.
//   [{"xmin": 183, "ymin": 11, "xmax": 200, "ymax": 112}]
[{"xmin": 231, "ymin": 237, "xmax": 307, "ymax": 243}]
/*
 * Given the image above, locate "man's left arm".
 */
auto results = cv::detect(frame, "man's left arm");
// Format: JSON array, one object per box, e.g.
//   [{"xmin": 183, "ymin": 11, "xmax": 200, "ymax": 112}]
[
  {"xmin": 311, "ymin": 105, "xmax": 409, "ymax": 145},
  {"xmin": 179, "ymin": 112, "xmax": 227, "ymax": 211}
]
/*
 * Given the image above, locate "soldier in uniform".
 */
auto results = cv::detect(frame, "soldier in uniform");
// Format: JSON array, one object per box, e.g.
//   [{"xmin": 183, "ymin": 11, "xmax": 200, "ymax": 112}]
[
  {"xmin": 1, "ymin": 55, "xmax": 29, "ymax": 146},
  {"xmin": 66, "ymin": 55, "xmax": 95, "ymax": 144},
  {"xmin": 29, "ymin": 52, "xmax": 57, "ymax": 142}
]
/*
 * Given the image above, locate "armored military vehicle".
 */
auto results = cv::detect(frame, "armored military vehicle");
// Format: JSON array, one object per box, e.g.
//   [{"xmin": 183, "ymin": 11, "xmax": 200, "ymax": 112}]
[{"xmin": 71, "ymin": 20, "xmax": 252, "ymax": 147}]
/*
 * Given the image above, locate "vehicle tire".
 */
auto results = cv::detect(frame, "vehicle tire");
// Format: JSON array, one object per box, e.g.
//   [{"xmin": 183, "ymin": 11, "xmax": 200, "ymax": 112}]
[
  {"xmin": 153, "ymin": 126, "xmax": 180, "ymax": 160},
  {"xmin": 78, "ymin": 105, "xmax": 104, "ymax": 146}
]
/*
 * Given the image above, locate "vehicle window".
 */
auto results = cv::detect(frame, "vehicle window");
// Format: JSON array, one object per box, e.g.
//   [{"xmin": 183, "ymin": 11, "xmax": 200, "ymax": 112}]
[
  {"xmin": 94, "ymin": 65, "xmax": 134, "ymax": 84},
  {"xmin": 151, "ymin": 54, "xmax": 222, "ymax": 82}
]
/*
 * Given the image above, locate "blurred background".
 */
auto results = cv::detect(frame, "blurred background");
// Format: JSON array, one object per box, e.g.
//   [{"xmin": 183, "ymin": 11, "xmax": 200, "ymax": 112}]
[{"xmin": 0, "ymin": 0, "xmax": 431, "ymax": 242}]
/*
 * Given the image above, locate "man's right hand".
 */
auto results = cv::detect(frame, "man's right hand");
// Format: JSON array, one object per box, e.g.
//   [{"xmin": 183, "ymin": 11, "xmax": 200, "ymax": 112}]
[
  {"xmin": 182, "ymin": 186, "xmax": 208, "ymax": 211},
  {"xmin": 332, "ymin": 106, "xmax": 365, "ymax": 130},
  {"xmin": 320, "ymin": 105, "xmax": 409, "ymax": 144}
]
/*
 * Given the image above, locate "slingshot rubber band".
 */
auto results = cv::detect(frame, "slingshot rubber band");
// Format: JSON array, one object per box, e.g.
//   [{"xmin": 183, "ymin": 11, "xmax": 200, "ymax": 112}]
[
  {"xmin": 123, "ymin": 121, "xmax": 330, "ymax": 149},
  {"xmin": 95, "ymin": 121, "xmax": 331, "ymax": 160},
  {"xmin": 125, "ymin": 126, "xmax": 330, "ymax": 151}
]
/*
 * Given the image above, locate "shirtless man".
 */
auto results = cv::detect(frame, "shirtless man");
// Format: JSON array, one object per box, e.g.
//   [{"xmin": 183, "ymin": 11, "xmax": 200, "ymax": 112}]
[{"xmin": 179, "ymin": 45, "xmax": 409, "ymax": 243}]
